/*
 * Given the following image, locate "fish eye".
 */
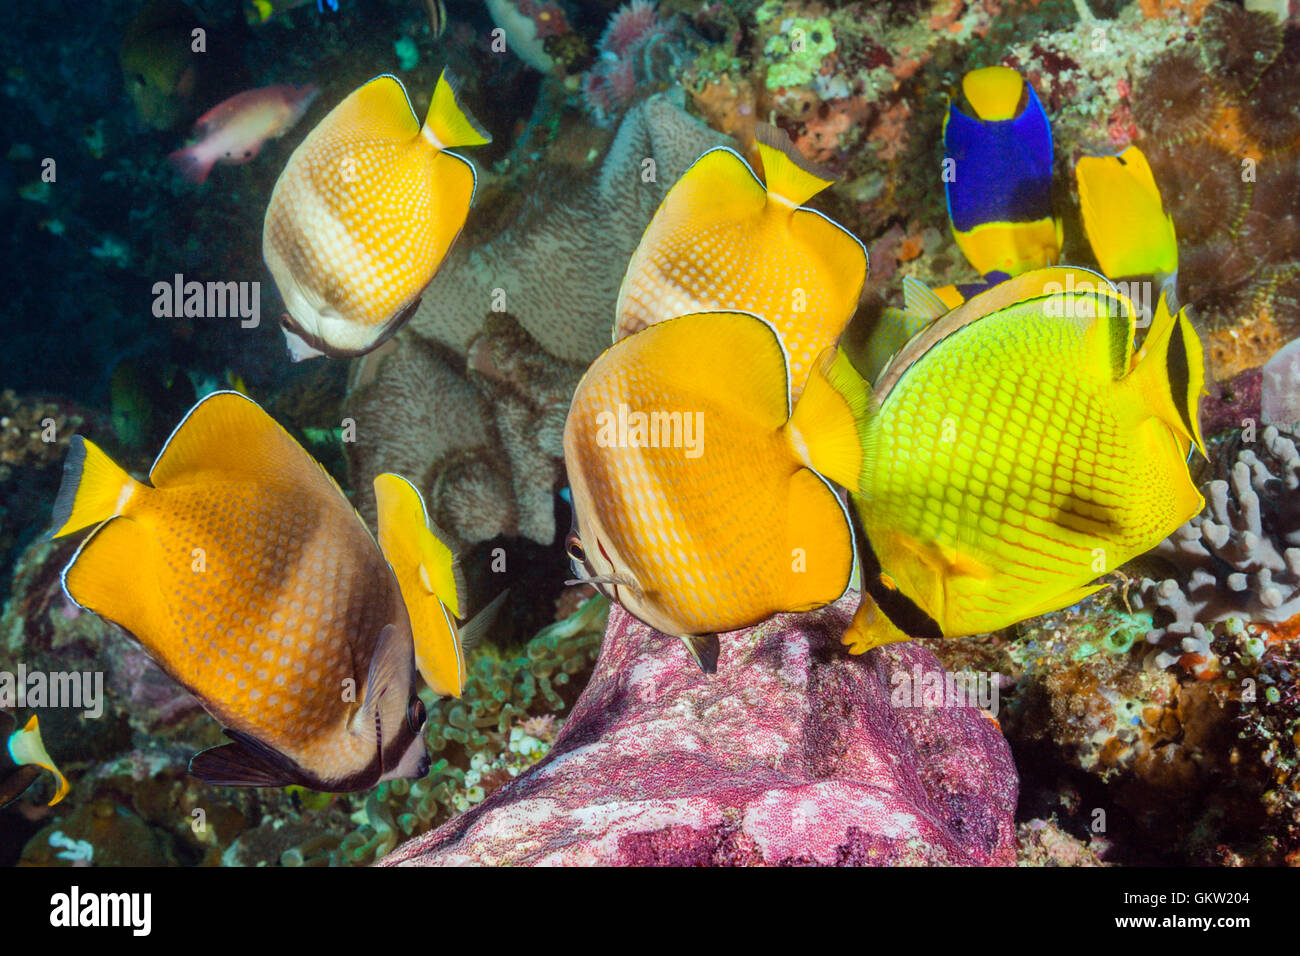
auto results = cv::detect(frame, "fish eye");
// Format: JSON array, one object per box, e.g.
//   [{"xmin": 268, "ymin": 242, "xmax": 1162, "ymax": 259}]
[
  {"xmin": 565, "ymin": 535, "xmax": 586, "ymax": 563},
  {"xmin": 406, "ymin": 697, "xmax": 426, "ymax": 733}
]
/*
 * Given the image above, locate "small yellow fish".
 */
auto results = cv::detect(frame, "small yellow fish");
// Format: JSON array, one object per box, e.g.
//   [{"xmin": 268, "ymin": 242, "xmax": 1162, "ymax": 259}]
[
  {"xmin": 120, "ymin": 0, "xmax": 202, "ymax": 130},
  {"xmin": 49, "ymin": 391, "xmax": 441, "ymax": 791},
  {"xmin": 1, "ymin": 713, "xmax": 69, "ymax": 809},
  {"xmin": 1076, "ymin": 144, "xmax": 1179, "ymax": 280},
  {"xmin": 263, "ymin": 70, "xmax": 491, "ymax": 360},
  {"xmin": 615, "ymin": 124, "xmax": 868, "ymax": 397},
  {"xmin": 564, "ymin": 310, "xmax": 876, "ymax": 672},
  {"xmin": 843, "ymin": 268, "xmax": 1206, "ymax": 653}
]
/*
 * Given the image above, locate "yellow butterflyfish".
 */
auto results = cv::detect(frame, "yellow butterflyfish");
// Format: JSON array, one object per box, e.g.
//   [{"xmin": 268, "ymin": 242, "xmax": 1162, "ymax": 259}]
[
  {"xmin": 263, "ymin": 69, "xmax": 491, "ymax": 360},
  {"xmin": 842, "ymin": 268, "xmax": 1206, "ymax": 653},
  {"xmin": 1076, "ymin": 144, "xmax": 1179, "ymax": 280},
  {"xmin": 564, "ymin": 309, "xmax": 877, "ymax": 672},
  {"xmin": 48, "ymin": 391, "xmax": 437, "ymax": 791},
  {"xmin": 615, "ymin": 123, "xmax": 868, "ymax": 397}
]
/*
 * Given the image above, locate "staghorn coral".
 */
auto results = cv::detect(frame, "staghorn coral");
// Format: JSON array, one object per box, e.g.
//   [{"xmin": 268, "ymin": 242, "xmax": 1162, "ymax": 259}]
[
  {"xmin": 383, "ymin": 598, "xmax": 1020, "ymax": 867},
  {"xmin": 1136, "ymin": 426, "xmax": 1300, "ymax": 658},
  {"xmin": 355, "ymin": 93, "xmax": 731, "ymax": 545},
  {"xmin": 288, "ymin": 596, "xmax": 609, "ymax": 866}
]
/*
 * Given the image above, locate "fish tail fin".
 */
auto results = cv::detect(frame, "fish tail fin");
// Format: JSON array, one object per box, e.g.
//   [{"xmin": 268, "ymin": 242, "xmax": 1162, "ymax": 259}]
[
  {"xmin": 9, "ymin": 716, "xmax": 70, "ymax": 805},
  {"xmin": 167, "ymin": 145, "xmax": 213, "ymax": 184},
  {"xmin": 787, "ymin": 347, "xmax": 877, "ymax": 494},
  {"xmin": 49, "ymin": 437, "xmax": 142, "ymax": 539},
  {"xmin": 373, "ymin": 473, "xmax": 468, "ymax": 697},
  {"xmin": 754, "ymin": 122, "xmax": 835, "ymax": 207},
  {"xmin": 424, "ymin": 68, "xmax": 491, "ymax": 150},
  {"xmin": 841, "ymin": 593, "xmax": 912, "ymax": 655},
  {"xmin": 1128, "ymin": 290, "xmax": 1207, "ymax": 458}
]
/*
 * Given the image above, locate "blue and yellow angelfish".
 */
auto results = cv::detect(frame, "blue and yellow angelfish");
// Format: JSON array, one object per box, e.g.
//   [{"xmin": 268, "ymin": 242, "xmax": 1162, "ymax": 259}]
[{"xmin": 944, "ymin": 66, "xmax": 1062, "ymax": 278}]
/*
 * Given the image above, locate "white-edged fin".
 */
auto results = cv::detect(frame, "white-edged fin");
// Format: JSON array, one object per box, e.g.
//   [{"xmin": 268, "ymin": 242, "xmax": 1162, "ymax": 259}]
[
  {"xmin": 459, "ymin": 589, "xmax": 509, "ymax": 650},
  {"xmin": 349, "ymin": 624, "xmax": 412, "ymax": 742},
  {"xmin": 282, "ymin": 324, "xmax": 325, "ymax": 363},
  {"xmin": 901, "ymin": 276, "xmax": 949, "ymax": 320}
]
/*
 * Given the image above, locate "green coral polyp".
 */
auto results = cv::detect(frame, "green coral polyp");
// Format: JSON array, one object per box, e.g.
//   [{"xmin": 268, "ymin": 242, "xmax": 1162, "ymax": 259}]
[{"xmin": 764, "ymin": 17, "xmax": 837, "ymax": 91}]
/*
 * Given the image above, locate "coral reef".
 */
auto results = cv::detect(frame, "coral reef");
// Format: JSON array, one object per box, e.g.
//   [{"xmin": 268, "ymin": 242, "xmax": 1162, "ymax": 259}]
[
  {"xmin": 354, "ymin": 92, "xmax": 730, "ymax": 546},
  {"xmin": 1135, "ymin": 426, "xmax": 1300, "ymax": 653},
  {"xmin": 291, "ymin": 595, "xmax": 608, "ymax": 866},
  {"xmin": 382, "ymin": 599, "xmax": 1019, "ymax": 867},
  {"xmin": 1263, "ymin": 337, "xmax": 1300, "ymax": 428}
]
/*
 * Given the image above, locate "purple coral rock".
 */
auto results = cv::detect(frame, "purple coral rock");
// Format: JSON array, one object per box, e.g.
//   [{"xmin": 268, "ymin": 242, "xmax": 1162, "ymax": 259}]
[{"xmin": 383, "ymin": 599, "xmax": 1019, "ymax": 867}]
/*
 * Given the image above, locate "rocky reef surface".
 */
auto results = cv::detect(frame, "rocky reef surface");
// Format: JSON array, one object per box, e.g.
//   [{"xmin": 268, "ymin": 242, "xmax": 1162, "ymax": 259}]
[{"xmin": 384, "ymin": 600, "xmax": 1018, "ymax": 866}]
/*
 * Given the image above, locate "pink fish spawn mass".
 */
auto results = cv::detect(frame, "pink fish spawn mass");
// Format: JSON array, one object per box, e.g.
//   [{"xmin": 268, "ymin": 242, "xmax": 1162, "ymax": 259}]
[{"xmin": 168, "ymin": 83, "xmax": 319, "ymax": 184}]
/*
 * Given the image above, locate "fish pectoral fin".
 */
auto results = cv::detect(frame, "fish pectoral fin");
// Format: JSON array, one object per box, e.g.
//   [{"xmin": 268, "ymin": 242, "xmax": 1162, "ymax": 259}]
[
  {"xmin": 679, "ymin": 634, "xmax": 720, "ymax": 675},
  {"xmin": 189, "ymin": 729, "xmax": 303, "ymax": 788},
  {"xmin": 349, "ymin": 624, "xmax": 414, "ymax": 740},
  {"xmin": 901, "ymin": 276, "xmax": 950, "ymax": 321},
  {"xmin": 841, "ymin": 593, "xmax": 913, "ymax": 655},
  {"xmin": 460, "ymin": 589, "xmax": 509, "ymax": 650}
]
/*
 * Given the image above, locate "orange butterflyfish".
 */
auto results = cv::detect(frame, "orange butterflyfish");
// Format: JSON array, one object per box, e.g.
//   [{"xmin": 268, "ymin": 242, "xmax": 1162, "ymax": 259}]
[
  {"xmin": 563, "ymin": 309, "xmax": 877, "ymax": 673},
  {"xmin": 614, "ymin": 123, "xmax": 869, "ymax": 398},
  {"xmin": 262, "ymin": 69, "xmax": 491, "ymax": 361},
  {"xmin": 373, "ymin": 472, "xmax": 506, "ymax": 698},
  {"xmin": 47, "ymin": 391, "xmax": 445, "ymax": 792}
]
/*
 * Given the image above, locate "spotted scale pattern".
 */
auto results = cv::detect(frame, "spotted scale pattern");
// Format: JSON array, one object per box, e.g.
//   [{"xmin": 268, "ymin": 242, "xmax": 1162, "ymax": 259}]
[
  {"xmin": 616, "ymin": 151, "xmax": 865, "ymax": 396},
  {"xmin": 263, "ymin": 84, "xmax": 474, "ymax": 351},
  {"xmin": 133, "ymin": 477, "xmax": 404, "ymax": 777},
  {"xmin": 860, "ymin": 302, "xmax": 1196, "ymax": 635}
]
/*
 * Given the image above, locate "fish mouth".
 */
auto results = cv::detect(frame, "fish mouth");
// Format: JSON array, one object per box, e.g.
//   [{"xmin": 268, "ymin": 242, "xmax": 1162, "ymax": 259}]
[
  {"xmin": 278, "ymin": 296, "xmax": 423, "ymax": 360},
  {"xmin": 564, "ymin": 535, "xmax": 642, "ymax": 604}
]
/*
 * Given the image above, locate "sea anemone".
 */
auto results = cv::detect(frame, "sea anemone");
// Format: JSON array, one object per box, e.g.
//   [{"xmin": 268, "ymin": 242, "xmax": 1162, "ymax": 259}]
[
  {"xmin": 580, "ymin": 0, "xmax": 684, "ymax": 127},
  {"xmin": 1198, "ymin": 2, "xmax": 1282, "ymax": 96},
  {"xmin": 598, "ymin": 0, "xmax": 665, "ymax": 57},
  {"xmin": 1146, "ymin": 141, "xmax": 1247, "ymax": 243},
  {"xmin": 1238, "ymin": 38, "xmax": 1300, "ymax": 150},
  {"xmin": 1132, "ymin": 51, "xmax": 1222, "ymax": 146}
]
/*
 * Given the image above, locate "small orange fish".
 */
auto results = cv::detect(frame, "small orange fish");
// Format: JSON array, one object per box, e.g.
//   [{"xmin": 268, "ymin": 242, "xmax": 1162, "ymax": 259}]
[
  {"xmin": 615, "ymin": 124, "xmax": 868, "ymax": 396},
  {"xmin": 263, "ymin": 70, "xmax": 491, "ymax": 360},
  {"xmin": 168, "ymin": 83, "xmax": 319, "ymax": 184},
  {"xmin": 48, "ymin": 392, "xmax": 438, "ymax": 791},
  {"xmin": 564, "ymin": 310, "xmax": 876, "ymax": 672}
]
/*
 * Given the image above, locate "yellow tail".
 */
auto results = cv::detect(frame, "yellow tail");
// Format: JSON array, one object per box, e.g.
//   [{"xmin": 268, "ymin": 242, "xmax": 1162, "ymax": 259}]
[
  {"xmin": 424, "ymin": 68, "xmax": 491, "ymax": 150},
  {"xmin": 48, "ymin": 437, "xmax": 142, "ymax": 539},
  {"xmin": 755, "ymin": 122, "xmax": 835, "ymax": 207},
  {"xmin": 1128, "ymin": 289, "xmax": 1206, "ymax": 458},
  {"xmin": 9, "ymin": 716, "xmax": 70, "ymax": 805},
  {"xmin": 787, "ymin": 347, "xmax": 877, "ymax": 494}
]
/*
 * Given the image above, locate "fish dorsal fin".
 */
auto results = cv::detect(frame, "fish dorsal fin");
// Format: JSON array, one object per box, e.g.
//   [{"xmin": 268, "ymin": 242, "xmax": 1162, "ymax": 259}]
[
  {"xmin": 148, "ymin": 391, "xmax": 346, "ymax": 500},
  {"xmin": 374, "ymin": 473, "xmax": 466, "ymax": 615},
  {"xmin": 349, "ymin": 623, "xmax": 413, "ymax": 741},
  {"xmin": 373, "ymin": 473, "xmax": 468, "ymax": 697},
  {"xmin": 961, "ymin": 66, "xmax": 1025, "ymax": 121},
  {"xmin": 755, "ymin": 122, "xmax": 836, "ymax": 208},
  {"xmin": 874, "ymin": 267, "xmax": 1114, "ymax": 401},
  {"xmin": 323, "ymin": 74, "xmax": 422, "ymax": 146},
  {"xmin": 1076, "ymin": 145, "xmax": 1178, "ymax": 279},
  {"xmin": 609, "ymin": 310, "xmax": 792, "ymax": 427},
  {"xmin": 901, "ymin": 276, "xmax": 950, "ymax": 321},
  {"xmin": 189, "ymin": 729, "xmax": 303, "ymax": 788},
  {"xmin": 423, "ymin": 68, "xmax": 491, "ymax": 150}
]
